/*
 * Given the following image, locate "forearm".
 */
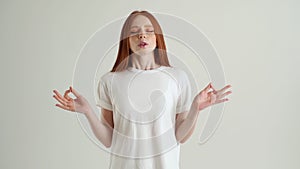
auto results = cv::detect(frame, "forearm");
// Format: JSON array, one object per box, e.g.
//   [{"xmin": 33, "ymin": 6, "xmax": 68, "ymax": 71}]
[
  {"xmin": 180, "ymin": 121, "xmax": 197, "ymax": 143},
  {"xmin": 175, "ymin": 108, "xmax": 200, "ymax": 143},
  {"xmin": 84, "ymin": 109, "xmax": 113, "ymax": 148}
]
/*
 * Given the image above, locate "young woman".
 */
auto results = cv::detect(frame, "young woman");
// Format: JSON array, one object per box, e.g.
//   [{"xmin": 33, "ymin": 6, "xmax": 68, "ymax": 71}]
[{"xmin": 53, "ymin": 10, "xmax": 232, "ymax": 169}]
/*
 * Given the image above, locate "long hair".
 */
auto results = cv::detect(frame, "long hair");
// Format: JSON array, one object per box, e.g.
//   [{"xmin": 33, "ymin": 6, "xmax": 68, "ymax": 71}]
[{"xmin": 111, "ymin": 10, "xmax": 171, "ymax": 72}]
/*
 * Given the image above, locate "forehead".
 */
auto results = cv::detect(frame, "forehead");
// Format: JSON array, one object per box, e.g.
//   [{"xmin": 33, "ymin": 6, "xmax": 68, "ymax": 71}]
[{"xmin": 130, "ymin": 15, "xmax": 153, "ymax": 28}]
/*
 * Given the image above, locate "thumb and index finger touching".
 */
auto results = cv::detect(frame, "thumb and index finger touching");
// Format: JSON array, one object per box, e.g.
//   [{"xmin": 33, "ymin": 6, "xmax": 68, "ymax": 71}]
[
  {"xmin": 203, "ymin": 82, "xmax": 219, "ymax": 94},
  {"xmin": 204, "ymin": 82, "xmax": 214, "ymax": 92},
  {"xmin": 203, "ymin": 82, "xmax": 233, "ymax": 95},
  {"xmin": 69, "ymin": 86, "xmax": 81, "ymax": 98},
  {"xmin": 59, "ymin": 86, "xmax": 81, "ymax": 100}
]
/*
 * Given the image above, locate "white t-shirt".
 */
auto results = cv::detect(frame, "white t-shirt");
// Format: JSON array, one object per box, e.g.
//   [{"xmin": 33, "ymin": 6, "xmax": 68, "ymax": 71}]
[{"xmin": 96, "ymin": 66, "xmax": 192, "ymax": 169}]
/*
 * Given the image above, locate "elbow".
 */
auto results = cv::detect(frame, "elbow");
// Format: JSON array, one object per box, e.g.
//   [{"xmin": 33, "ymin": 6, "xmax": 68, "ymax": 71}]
[
  {"xmin": 176, "ymin": 134, "xmax": 186, "ymax": 144},
  {"xmin": 180, "ymin": 139, "xmax": 187, "ymax": 144},
  {"xmin": 95, "ymin": 134, "xmax": 112, "ymax": 148},
  {"xmin": 179, "ymin": 139, "xmax": 186, "ymax": 144},
  {"xmin": 176, "ymin": 133, "xmax": 188, "ymax": 144},
  {"xmin": 104, "ymin": 141, "xmax": 112, "ymax": 148},
  {"xmin": 178, "ymin": 138, "xmax": 187, "ymax": 144},
  {"xmin": 98, "ymin": 133, "xmax": 112, "ymax": 148},
  {"xmin": 103, "ymin": 134, "xmax": 112, "ymax": 148}
]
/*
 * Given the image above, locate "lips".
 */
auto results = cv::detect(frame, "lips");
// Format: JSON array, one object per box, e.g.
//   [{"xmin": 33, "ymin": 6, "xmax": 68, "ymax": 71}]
[{"xmin": 138, "ymin": 41, "xmax": 148, "ymax": 47}]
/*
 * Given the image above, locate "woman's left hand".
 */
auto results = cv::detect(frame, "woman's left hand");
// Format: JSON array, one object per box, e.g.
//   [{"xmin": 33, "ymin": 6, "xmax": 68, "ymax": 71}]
[{"xmin": 191, "ymin": 82, "xmax": 232, "ymax": 112}]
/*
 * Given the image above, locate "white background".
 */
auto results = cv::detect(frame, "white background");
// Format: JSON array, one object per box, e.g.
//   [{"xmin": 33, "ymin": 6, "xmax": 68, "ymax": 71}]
[{"xmin": 1, "ymin": 0, "xmax": 299, "ymax": 169}]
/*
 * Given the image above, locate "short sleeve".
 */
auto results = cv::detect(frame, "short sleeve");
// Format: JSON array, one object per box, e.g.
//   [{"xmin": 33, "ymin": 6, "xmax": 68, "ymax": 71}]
[
  {"xmin": 176, "ymin": 70, "xmax": 192, "ymax": 114},
  {"xmin": 96, "ymin": 76, "xmax": 113, "ymax": 111}
]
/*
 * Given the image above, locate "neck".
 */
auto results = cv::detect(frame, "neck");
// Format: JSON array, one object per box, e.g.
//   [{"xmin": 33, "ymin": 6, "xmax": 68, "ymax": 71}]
[{"xmin": 130, "ymin": 52, "xmax": 159, "ymax": 70}]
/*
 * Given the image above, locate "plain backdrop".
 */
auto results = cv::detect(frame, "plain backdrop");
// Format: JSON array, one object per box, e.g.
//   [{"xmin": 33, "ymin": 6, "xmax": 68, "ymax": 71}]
[{"xmin": 0, "ymin": 0, "xmax": 299, "ymax": 169}]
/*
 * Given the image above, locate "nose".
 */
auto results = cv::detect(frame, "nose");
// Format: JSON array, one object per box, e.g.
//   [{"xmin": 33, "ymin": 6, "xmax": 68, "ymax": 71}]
[{"xmin": 138, "ymin": 33, "xmax": 146, "ymax": 39}]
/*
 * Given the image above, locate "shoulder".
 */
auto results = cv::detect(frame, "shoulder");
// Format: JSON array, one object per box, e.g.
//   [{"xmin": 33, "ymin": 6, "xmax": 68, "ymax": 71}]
[
  {"xmin": 97, "ymin": 71, "xmax": 116, "ymax": 86},
  {"xmin": 98, "ymin": 70, "xmax": 129, "ymax": 85},
  {"xmin": 100, "ymin": 71, "xmax": 113, "ymax": 81}
]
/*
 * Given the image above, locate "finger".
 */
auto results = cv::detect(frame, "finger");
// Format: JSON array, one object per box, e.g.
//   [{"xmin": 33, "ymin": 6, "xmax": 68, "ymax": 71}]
[
  {"xmin": 214, "ymin": 98, "xmax": 229, "ymax": 104},
  {"xmin": 53, "ymin": 94, "xmax": 68, "ymax": 106},
  {"xmin": 210, "ymin": 93, "xmax": 217, "ymax": 103},
  {"xmin": 55, "ymin": 103, "xmax": 73, "ymax": 111},
  {"xmin": 53, "ymin": 90, "xmax": 69, "ymax": 103},
  {"xmin": 210, "ymin": 84, "xmax": 217, "ymax": 93},
  {"xmin": 218, "ymin": 91, "xmax": 232, "ymax": 99},
  {"xmin": 70, "ymin": 86, "xmax": 81, "ymax": 98},
  {"xmin": 64, "ymin": 89, "xmax": 72, "ymax": 100},
  {"xmin": 218, "ymin": 85, "xmax": 232, "ymax": 94},
  {"xmin": 204, "ymin": 82, "xmax": 212, "ymax": 92},
  {"xmin": 207, "ymin": 91, "xmax": 214, "ymax": 96}
]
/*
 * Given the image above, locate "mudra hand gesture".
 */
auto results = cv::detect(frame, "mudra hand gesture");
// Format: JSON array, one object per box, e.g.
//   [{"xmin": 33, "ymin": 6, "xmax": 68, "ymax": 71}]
[
  {"xmin": 53, "ymin": 87, "xmax": 91, "ymax": 114},
  {"xmin": 192, "ymin": 82, "xmax": 232, "ymax": 112}
]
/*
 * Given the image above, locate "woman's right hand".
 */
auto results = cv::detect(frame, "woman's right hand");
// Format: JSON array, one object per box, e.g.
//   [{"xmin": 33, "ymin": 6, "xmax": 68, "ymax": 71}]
[{"xmin": 53, "ymin": 86, "xmax": 92, "ymax": 114}]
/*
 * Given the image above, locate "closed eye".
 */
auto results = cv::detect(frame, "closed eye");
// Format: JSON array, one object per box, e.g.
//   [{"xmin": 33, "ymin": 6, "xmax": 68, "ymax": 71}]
[{"xmin": 129, "ymin": 30, "xmax": 154, "ymax": 36}]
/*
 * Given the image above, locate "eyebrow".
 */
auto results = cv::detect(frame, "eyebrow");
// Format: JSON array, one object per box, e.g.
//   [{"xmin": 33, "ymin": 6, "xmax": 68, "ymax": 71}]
[{"xmin": 130, "ymin": 25, "xmax": 154, "ymax": 28}]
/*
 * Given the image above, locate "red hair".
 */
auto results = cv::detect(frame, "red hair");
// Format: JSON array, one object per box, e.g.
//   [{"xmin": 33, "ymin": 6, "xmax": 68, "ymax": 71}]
[{"xmin": 111, "ymin": 10, "xmax": 171, "ymax": 72}]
